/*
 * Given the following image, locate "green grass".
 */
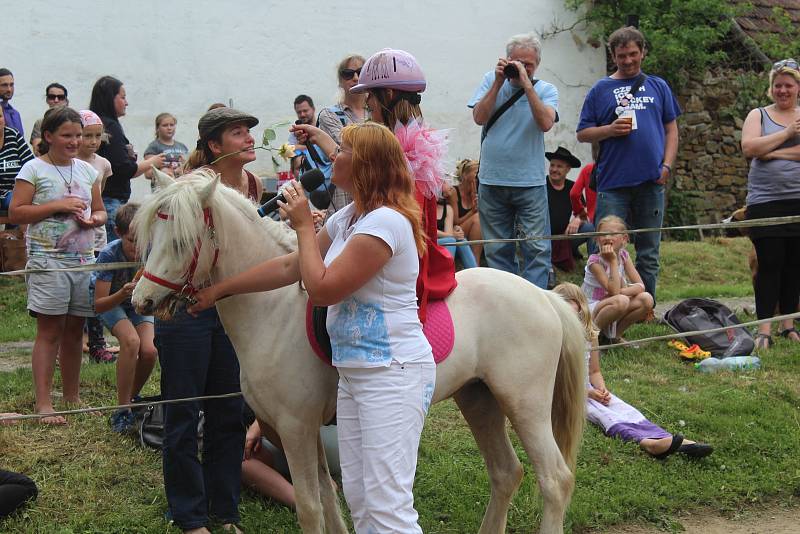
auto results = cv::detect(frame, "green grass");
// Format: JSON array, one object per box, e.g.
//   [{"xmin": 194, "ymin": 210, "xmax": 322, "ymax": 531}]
[
  {"xmin": 560, "ymin": 236, "xmax": 754, "ymax": 303},
  {"xmin": 1, "ymin": 238, "xmax": 798, "ymax": 533},
  {"xmin": 0, "ymin": 277, "xmax": 35, "ymax": 342}
]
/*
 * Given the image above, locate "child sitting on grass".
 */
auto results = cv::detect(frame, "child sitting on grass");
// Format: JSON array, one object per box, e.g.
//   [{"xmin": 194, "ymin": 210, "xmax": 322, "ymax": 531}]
[
  {"xmin": 554, "ymin": 282, "xmax": 713, "ymax": 460},
  {"xmin": 92, "ymin": 203, "xmax": 157, "ymax": 433},
  {"xmin": 581, "ymin": 215, "xmax": 654, "ymax": 343}
]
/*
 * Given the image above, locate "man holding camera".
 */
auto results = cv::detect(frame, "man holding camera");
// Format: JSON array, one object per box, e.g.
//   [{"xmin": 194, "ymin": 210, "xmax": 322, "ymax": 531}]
[
  {"xmin": 468, "ymin": 32, "xmax": 558, "ymax": 289},
  {"xmin": 576, "ymin": 26, "xmax": 680, "ymax": 302}
]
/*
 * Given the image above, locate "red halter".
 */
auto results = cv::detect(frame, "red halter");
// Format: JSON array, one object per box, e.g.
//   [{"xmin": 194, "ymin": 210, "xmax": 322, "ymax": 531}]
[{"xmin": 141, "ymin": 207, "xmax": 220, "ymax": 301}]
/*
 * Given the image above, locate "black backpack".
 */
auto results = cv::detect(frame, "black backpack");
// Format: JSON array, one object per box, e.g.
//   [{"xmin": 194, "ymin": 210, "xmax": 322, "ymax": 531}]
[{"xmin": 663, "ymin": 298, "xmax": 755, "ymax": 357}]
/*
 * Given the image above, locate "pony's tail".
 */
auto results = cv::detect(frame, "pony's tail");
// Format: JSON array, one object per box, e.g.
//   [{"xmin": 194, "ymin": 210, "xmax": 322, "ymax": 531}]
[{"xmin": 546, "ymin": 291, "xmax": 586, "ymax": 472}]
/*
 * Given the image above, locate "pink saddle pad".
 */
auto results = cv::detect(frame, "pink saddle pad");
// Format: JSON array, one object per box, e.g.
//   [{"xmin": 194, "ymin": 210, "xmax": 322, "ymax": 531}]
[{"xmin": 306, "ymin": 299, "xmax": 455, "ymax": 366}]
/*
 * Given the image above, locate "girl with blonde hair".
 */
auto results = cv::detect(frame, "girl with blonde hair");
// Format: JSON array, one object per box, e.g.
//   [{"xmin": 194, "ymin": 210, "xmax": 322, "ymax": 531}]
[
  {"xmin": 554, "ymin": 283, "xmax": 712, "ymax": 460},
  {"xmin": 453, "ymin": 158, "xmax": 483, "ymax": 261}
]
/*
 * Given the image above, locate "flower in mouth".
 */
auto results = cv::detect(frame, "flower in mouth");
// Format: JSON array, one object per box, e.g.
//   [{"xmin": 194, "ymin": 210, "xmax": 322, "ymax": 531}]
[{"xmin": 277, "ymin": 143, "xmax": 296, "ymax": 160}]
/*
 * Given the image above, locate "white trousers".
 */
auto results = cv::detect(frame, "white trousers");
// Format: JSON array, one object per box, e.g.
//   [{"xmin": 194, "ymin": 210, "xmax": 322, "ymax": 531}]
[{"xmin": 337, "ymin": 360, "xmax": 436, "ymax": 534}]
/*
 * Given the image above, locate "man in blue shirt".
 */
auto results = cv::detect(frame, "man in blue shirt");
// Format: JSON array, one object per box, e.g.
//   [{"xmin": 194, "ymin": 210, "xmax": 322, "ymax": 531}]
[
  {"xmin": 469, "ymin": 33, "xmax": 559, "ymax": 289},
  {"xmin": 289, "ymin": 94, "xmax": 333, "ymax": 208},
  {"xmin": 576, "ymin": 26, "xmax": 680, "ymax": 302},
  {"xmin": 0, "ymin": 69, "xmax": 23, "ymax": 137}
]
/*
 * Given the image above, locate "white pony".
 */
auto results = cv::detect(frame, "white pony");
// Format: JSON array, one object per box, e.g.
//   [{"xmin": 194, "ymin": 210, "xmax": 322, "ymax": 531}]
[{"xmin": 132, "ymin": 168, "xmax": 586, "ymax": 534}]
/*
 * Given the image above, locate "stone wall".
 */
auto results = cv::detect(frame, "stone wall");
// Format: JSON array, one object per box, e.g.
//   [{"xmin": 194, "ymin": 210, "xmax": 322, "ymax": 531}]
[{"xmin": 672, "ymin": 68, "xmax": 753, "ymax": 223}]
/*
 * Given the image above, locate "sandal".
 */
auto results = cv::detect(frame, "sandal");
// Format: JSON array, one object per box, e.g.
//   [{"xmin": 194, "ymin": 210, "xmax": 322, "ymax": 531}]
[
  {"xmin": 754, "ymin": 333, "xmax": 773, "ymax": 350},
  {"xmin": 679, "ymin": 344, "xmax": 711, "ymax": 361},
  {"xmin": 779, "ymin": 328, "xmax": 800, "ymax": 342},
  {"xmin": 668, "ymin": 339, "xmax": 690, "ymax": 352}
]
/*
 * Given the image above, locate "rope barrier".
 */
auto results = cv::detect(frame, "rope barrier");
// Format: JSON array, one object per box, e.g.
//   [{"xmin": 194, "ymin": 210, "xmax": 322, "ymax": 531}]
[
  {"xmin": 3, "ymin": 310, "xmax": 796, "ymax": 423},
  {"xmin": 0, "ymin": 216, "xmax": 797, "ymax": 273},
  {"xmin": 0, "ymin": 391, "xmax": 243, "ymax": 423},
  {"xmin": 597, "ymin": 311, "xmax": 800, "ymax": 351},
  {"xmin": 451, "ymin": 214, "xmax": 800, "ymax": 246},
  {"xmin": 0, "ymin": 261, "xmax": 140, "ymax": 276}
]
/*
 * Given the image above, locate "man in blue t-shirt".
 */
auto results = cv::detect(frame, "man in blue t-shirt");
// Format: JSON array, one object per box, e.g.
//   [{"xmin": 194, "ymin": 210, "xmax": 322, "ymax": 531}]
[
  {"xmin": 468, "ymin": 32, "xmax": 559, "ymax": 289},
  {"xmin": 576, "ymin": 26, "xmax": 680, "ymax": 302}
]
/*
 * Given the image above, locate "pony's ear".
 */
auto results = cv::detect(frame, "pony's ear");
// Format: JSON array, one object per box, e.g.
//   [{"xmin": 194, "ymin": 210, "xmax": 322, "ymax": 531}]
[
  {"xmin": 198, "ymin": 175, "xmax": 220, "ymax": 206},
  {"xmin": 152, "ymin": 166, "xmax": 175, "ymax": 190}
]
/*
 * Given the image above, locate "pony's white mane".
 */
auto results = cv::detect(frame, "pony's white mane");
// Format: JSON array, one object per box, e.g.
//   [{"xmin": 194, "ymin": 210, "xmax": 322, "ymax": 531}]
[{"xmin": 134, "ymin": 168, "xmax": 297, "ymax": 261}]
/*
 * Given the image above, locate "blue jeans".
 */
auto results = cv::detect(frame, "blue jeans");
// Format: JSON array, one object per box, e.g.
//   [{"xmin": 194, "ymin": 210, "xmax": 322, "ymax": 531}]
[
  {"xmin": 155, "ymin": 308, "xmax": 245, "ymax": 530},
  {"xmin": 437, "ymin": 237, "xmax": 478, "ymax": 269},
  {"xmin": 102, "ymin": 197, "xmax": 123, "ymax": 241},
  {"xmin": 595, "ymin": 181, "xmax": 664, "ymax": 300},
  {"xmin": 478, "ymin": 184, "xmax": 551, "ymax": 288},
  {"xmin": 572, "ymin": 219, "xmax": 598, "ymax": 256}
]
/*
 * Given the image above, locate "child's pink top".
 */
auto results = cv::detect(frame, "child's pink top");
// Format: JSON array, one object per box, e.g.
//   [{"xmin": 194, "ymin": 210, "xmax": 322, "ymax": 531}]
[{"xmin": 581, "ymin": 248, "xmax": 630, "ymax": 304}]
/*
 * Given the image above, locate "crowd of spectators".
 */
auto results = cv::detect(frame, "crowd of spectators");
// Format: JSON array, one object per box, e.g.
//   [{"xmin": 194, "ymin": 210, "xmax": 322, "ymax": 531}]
[{"xmin": 1, "ymin": 21, "xmax": 799, "ymax": 532}]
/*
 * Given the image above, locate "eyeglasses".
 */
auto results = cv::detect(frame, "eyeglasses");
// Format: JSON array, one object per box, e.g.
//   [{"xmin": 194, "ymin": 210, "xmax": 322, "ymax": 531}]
[
  {"xmin": 335, "ymin": 146, "xmax": 352, "ymax": 156},
  {"xmin": 46, "ymin": 93, "xmax": 67, "ymax": 101},
  {"xmin": 339, "ymin": 68, "xmax": 362, "ymax": 80},
  {"xmin": 773, "ymin": 59, "xmax": 799, "ymax": 72}
]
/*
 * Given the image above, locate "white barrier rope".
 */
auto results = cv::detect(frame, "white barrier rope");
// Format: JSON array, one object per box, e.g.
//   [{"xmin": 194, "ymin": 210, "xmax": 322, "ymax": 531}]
[
  {"xmin": 0, "ymin": 216, "xmax": 797, "ymax": 275},
  {"xmin": 3, "ymin": 310, "xmax": 795, "ymax": 423},
  {"xmin": 0, "ymin": 261, "xmax": 140, "ymax": 276},
  {"xmin": 0, "ymin": 391, "xmax": 244, "ymax": 423},
  {"xmin": 452, "ymin": 214, "xmax": 800, "ymax": 246}
]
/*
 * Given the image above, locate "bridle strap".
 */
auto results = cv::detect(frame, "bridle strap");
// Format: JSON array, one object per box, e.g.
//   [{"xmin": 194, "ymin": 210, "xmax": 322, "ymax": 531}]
[{"xmin": 142, "ymin": 207, "xmax": 219, "ymax": 298}]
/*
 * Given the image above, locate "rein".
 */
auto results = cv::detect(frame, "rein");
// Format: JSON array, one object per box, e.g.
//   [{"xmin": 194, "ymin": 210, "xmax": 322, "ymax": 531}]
[{"xmin": 141, "ymin": 207, "xmax": 220, "ymax": 303}]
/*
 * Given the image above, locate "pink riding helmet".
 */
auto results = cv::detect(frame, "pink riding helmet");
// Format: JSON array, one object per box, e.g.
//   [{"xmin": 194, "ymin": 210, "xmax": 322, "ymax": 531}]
[{"xmin": 350, "ymin": 48, "xmax": 427, "ymax": 94}]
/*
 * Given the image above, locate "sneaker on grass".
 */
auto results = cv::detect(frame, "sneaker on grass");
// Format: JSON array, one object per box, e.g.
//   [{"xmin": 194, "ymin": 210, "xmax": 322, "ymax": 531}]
[{"xmin": 110, "ymin": 409, "xmax": 135, "ymax": 433}]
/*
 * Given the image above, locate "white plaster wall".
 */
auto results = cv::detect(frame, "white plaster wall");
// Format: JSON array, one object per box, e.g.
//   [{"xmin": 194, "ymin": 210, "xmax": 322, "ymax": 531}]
[{"xmin": 6, "ymin": 0, "xmax": 604, "ymax": 200}]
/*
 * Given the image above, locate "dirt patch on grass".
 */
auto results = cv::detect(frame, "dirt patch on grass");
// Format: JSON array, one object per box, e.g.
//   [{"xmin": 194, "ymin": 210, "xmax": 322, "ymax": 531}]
[
  {"xmin": 597, "ymin": 504, "xmax": 800, "ymax": 533},
  {"xmin": 0, "ymin": 341, "xmax": 32, "ymax": 372}
]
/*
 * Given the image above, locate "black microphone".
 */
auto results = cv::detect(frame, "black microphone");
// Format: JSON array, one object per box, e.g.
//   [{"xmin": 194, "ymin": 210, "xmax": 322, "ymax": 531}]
[{"xmin": 257, "ymin": 168, "xmax": 325, "ymax": 217}]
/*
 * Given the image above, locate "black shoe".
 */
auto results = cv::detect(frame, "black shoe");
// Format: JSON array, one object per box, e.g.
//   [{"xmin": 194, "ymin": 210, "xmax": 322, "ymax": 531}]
[
  {"xmin": 651, "ymin": 434, "xmax": 684, "ymax": 460},
  {"xmin": 678, "ymin": 442, "xmax": 714, "ymax": 458}
]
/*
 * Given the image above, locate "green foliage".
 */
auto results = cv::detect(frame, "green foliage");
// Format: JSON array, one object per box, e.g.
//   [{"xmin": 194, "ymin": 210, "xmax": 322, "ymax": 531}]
[
  {"xmin": 262, "ymin": 128, "xmax": 276, "ymax": 144},
  {"xmin": 567, "ymin": 0, "xmax": 734, "ymax": 86},
  {"xmin": 720, "ymin": 71, "xmax": 770, "ymax": 121},
  {"xmin": 754, "ymin": 7, "xmax": 800, "ymax": 61},
  {"xmin": 663, "ymin": 188, "xmax": 700, "ymax": 241}
]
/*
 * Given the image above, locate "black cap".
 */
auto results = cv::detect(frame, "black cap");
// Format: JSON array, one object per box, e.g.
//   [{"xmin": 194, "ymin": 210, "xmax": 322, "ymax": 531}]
[
  {"xmin": 545, "ymin": 146, "xmax": 581, "ymax": 168},
  {"xmin": 198, "ymin": 107, "xmax": 259, "ymax": 141}
]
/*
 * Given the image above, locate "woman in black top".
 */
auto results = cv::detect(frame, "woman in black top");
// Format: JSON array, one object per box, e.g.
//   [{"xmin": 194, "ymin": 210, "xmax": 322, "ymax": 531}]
[{"xmin": 89, "ymin": 76, "xmax": 164, "ymax": 239}]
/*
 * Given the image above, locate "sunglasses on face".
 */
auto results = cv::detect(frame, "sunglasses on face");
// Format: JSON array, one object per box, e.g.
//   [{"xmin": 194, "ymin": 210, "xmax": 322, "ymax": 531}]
[
  {"xmin": 773, "ymin": 59, "xmax": 799, "ymax": 72},
  {"xmin": 339, "ymin": 67, "xmax": 362, "ymax": 80},
  {"xmin": 46, "ymin": 93, "xmax": 67, "ymax": 101}
]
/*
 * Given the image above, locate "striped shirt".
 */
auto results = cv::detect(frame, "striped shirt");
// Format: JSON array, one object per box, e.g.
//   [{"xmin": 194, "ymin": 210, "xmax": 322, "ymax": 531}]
[{"xmin": 0, "ymin": 127, "xmax": 34, "ymax": 191}]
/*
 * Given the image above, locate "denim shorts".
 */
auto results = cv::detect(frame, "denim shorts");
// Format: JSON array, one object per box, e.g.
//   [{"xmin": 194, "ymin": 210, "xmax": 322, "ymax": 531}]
[{"xmin": 98, "ymin": 303, "xmax": 154, "ymax": 331}]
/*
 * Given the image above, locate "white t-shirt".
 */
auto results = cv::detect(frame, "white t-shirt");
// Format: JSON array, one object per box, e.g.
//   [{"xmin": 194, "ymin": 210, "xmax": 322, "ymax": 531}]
[
  {"xmin": 82, "ymin": 154, "xmax": 112, "ymax": 252},
  {"xmin": 324, "ymin": 203, "xmax": 432, "ymax": 368},
  {"xmin": 16, "ymin": 157, "xmax": 98, "ymax": 260}
]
